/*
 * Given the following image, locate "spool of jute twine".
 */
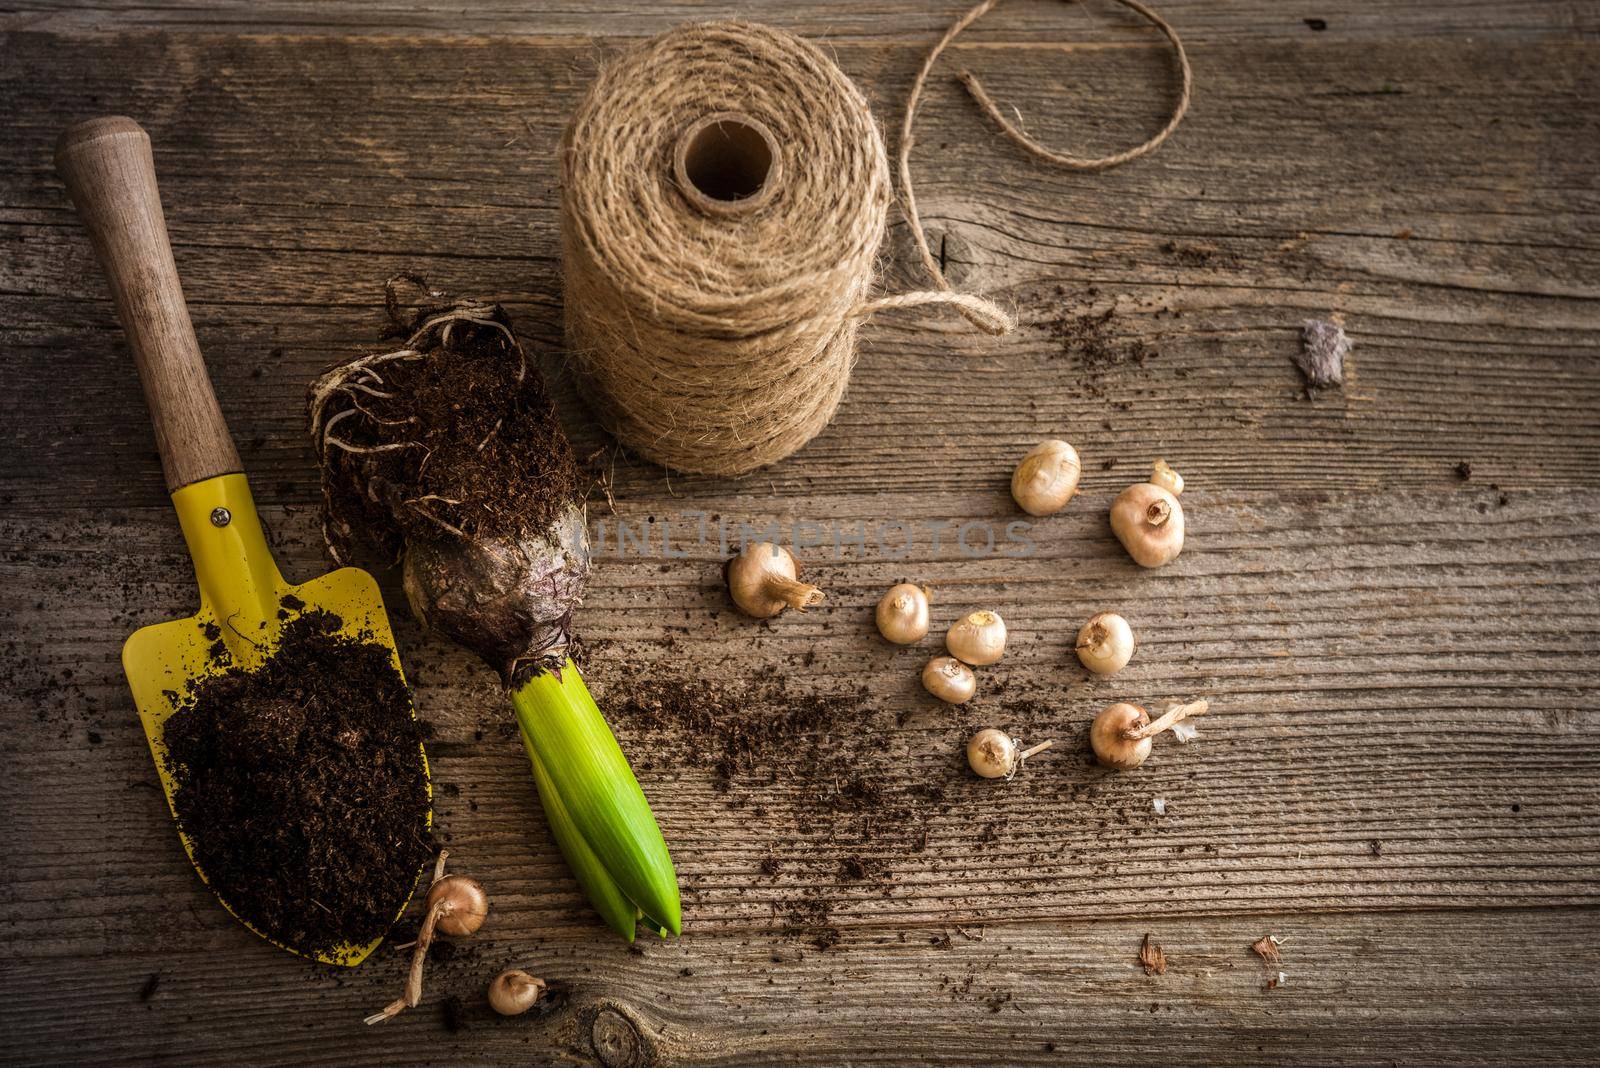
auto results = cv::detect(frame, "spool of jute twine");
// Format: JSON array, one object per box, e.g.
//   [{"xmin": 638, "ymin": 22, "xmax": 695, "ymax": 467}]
[{"xmin": 561, "ymin": 3, "xmax": 1189, "ymax": 476}]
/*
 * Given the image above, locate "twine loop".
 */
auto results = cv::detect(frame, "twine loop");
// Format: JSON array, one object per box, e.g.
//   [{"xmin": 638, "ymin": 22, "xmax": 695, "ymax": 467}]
[{"xmin": 899, "ymin": 0, "xmax": 1192, "ymax": 331}]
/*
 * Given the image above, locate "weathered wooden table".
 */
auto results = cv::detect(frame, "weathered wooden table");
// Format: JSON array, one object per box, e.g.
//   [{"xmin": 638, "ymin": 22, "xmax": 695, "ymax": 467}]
[{"xmin": 4, "ymin": 1, "xmax": 1598, "ymax": 1063}]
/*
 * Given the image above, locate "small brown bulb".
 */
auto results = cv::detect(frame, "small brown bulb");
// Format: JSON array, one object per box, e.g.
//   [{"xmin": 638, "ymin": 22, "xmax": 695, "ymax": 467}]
[
  {"xmin": 426, "ymin": 874, "xmax": 489, "ymax": 937},
  {"xmin": 1150, "ymin": 458, "xmax": 1183, "ymax": 495},
  {"xmin": 1011, "ymin": 439, "xmax": 1082, "ymax": 516},
  {"xmin": 1090, "ymin": 699, "xmax": 1209, "ymax": 771},
  {"xmin": 922, "ymin": 655, "xmax": 977, "ymax": 703},
  {"xmin": 1110, "ymin": 461, "xmax": 1185, "ymax": 568},
  {"xmin": 876, "ymin": 583, "xmax": 930, "ymax": 644},
  {"xmin": 946, "ymin": 610, "xmax": 1007, "ymax": 666},
  {"xmin": 966, "ymin": 728, "xmax": 1054, "ymax": 779},
  {"xmin": 365, "ymin": 851, "xmax": 487, "ymax": 1026},
  {"xmin": 487, "ymin": 970, "xmax": 547, "ymax": 1016},
  {"xmin": 1076, "ymin": 612, "xmax": 1135, "ymax": 675},
  {"xmin": 726, "ymin": 542, "xmax": 824, "ymax": 619}
]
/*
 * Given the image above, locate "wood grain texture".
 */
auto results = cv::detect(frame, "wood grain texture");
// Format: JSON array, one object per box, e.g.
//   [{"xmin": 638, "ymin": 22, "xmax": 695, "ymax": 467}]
[
  {"xmin": 1, "ymin": 1, "xmax": 1598, "ymax": 1064},
  {"xmin": 2, "ymin": 0, "xmax": 1595, "ymax": 40},
  {"xmin": 2, "ymin": 27, "xmax": 1597, "ymax": 509},
  {"xmin": 4, "ymin": 909, "xmax": 1599, "ymax": 1066}
]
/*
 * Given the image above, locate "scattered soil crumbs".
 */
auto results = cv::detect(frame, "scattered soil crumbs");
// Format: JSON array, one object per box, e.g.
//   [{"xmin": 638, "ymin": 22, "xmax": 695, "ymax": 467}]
[
  {"xmin": 1161, "ymin": 240, "xmax": 1236, "ymax": 270},
  {"xmin": 937, "ymin": 967, "xmax": 1017, "ymax": 1015},
  {"xmin": 162, "ymin": 607, "xmax": 431, "ymax": 958},
  {"xmin": 598, "ymin": 666, "xmax": 948, "ymax": 950},
  {"xmin": 313, "ymin": 283, "xmax": 580, "ymax": 567},
  {"xmin": 1046, "ymin": 297, "xmax": 1156, "ymax": 399}
]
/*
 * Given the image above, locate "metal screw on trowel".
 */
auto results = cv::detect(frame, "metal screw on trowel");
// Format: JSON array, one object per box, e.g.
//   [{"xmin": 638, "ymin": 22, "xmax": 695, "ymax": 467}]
[{"xmin": 210, "ymin": 507, "xmax": 232, "ymax": 528}]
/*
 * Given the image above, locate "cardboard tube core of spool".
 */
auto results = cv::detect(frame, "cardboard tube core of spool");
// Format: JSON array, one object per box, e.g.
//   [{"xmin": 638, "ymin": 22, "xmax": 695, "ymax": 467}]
[{"xmin": 673, "ymin": 113, "xmax": 781, "ymax": 217}]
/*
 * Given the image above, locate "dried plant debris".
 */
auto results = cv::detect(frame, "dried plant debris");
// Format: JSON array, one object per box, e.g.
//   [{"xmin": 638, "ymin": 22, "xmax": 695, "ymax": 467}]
[
  {"xmin": 1139, "ymin": 933, "xmax": 1167, "ymax": 976},
  {"xmin": 1295, "ymin": 319, "xmax": 1349, "ymax": 389}
]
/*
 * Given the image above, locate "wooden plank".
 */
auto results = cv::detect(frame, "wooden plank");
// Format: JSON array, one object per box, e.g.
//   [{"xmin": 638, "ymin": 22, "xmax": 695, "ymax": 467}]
[
  {"xmin": 2, "ymin": 0, "xmax": 1592, "ymax": 41},
  {"xmin": 4, "ymin": 489, "xmax": 1597, "ymax": 956},
  {"xmin": 3, "ymin": 909, "xmax": 1598, "ymax": 1065},
  {"xmin": 2, "ymin": 5, "xmax": 1598, "ymax": 1065},
  {"xmin": 2, "ymin": 32, "xmax": 1596, "ymax": 510}
]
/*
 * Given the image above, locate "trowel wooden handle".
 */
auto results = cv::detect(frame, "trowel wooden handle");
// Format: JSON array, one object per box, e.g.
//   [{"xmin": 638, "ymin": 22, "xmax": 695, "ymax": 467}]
[{"xmin": 56, "ymin": 116, "xmax": 241, "ymax": 492}]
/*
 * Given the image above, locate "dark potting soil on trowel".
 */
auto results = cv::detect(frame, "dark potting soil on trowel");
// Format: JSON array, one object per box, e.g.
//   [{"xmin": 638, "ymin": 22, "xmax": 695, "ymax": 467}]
[{"xmin": 162, "ymin": 608, "xmax": 432, "ymax": 958}]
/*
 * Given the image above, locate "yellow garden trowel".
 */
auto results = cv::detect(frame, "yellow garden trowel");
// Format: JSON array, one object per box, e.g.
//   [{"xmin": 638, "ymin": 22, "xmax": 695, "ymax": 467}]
[{"xmin": 57, "ymin": 117, "xmax": 429, "ymax": 965}]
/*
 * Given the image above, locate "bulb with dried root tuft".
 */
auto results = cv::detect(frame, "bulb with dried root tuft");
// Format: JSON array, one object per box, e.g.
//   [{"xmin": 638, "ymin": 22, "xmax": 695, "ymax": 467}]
[
  {"xmin": 366, "ymin": 851, "xmax": 489, "ymax": 1025},
  {"xmin": 1110, "ymin": 460, "xmax": 1186, "ymax": 568},
  {"xmin": 727, "ymin": 542, "xmax": 824, "ymax": 619},
  {"xmin": 308, "ymin": 277, "xmax": 589, "ymax": 684},
  {"xmin": 1090, "ymin": 699, "xmax": 1209, "ymax": 771},
  {"xmin": 967, "ymin": 728, "xmax": 1053, "ymax": 779}
]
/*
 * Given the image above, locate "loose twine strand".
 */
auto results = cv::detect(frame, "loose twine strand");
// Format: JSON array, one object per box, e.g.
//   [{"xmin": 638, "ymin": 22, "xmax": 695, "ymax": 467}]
[
  {"xmin": 561, "ymin": 6, "xmax": 1189, "ymax": 476},
  {"xmin": 899, "ymin": 0, "xmax": 1192, "ymax": 332}
]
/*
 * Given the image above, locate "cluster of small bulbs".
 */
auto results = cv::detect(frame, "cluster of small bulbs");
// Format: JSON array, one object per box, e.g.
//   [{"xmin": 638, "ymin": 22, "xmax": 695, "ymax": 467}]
[
  {"xmin": 364, "ymin": 853, "xmax": 553, "ymax": 1026},
  {"xmin": 1010, "ymin": 440, "xmax": 1205, "ymax": 771},
  {"xmin": 724, "ymin": 445, "xmax": 1205, "ymax": 779},
  {"xmin": 857, "ymin": 441, "xmax": 1206, "ymax": 779},
  {"xmin": 870, "ymin": 587, "xmax": 1051, "ymax": 779},
  {"xmin": 1011, "ymin": 439, "xmax": 1186, "ymax": 568},
  {"xmin": 869, "ymin": 585, "xmax": 1004, "ymax": 701}
]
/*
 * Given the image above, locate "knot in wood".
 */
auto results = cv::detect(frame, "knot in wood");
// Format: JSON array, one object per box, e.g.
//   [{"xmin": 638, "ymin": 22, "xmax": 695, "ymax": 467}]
[{"xmin": 587, "ymin": 1003, "xmax": 652, "ymax": 1068}]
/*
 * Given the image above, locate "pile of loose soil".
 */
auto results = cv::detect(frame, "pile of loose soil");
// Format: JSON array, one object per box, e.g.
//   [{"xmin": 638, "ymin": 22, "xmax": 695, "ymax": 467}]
[
  {"xmin": 314, "ymin": 284, "xmax": 581, "ymax": 567},
  {"xmin": 162, "ymin": 607, "xmax": 432, "ymax": 957}
]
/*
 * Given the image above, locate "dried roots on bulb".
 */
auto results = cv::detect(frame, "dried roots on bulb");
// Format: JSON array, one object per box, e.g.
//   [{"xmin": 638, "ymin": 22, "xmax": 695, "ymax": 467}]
[
  {"xmin": 366, "ymin": 851, "xmax": 489, "ymax": 1025},
  {"xmin": 308, "ymin": 277, "xmax": 589, "ymax": 683},
  {"xmin": 726, "ymin": 542, "xmax": 824, "ymax": 619},
  {"xmin": 967, "ymin": 728, "xmax": 1053, "ymax": 779},
  {"xmin": 1090, "ymin": 699, "xmax": 1209, "ymax": 771},
  {"xmin": 1110, "ymin": 460, "xmax": 1186, "ymax": 568}
]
